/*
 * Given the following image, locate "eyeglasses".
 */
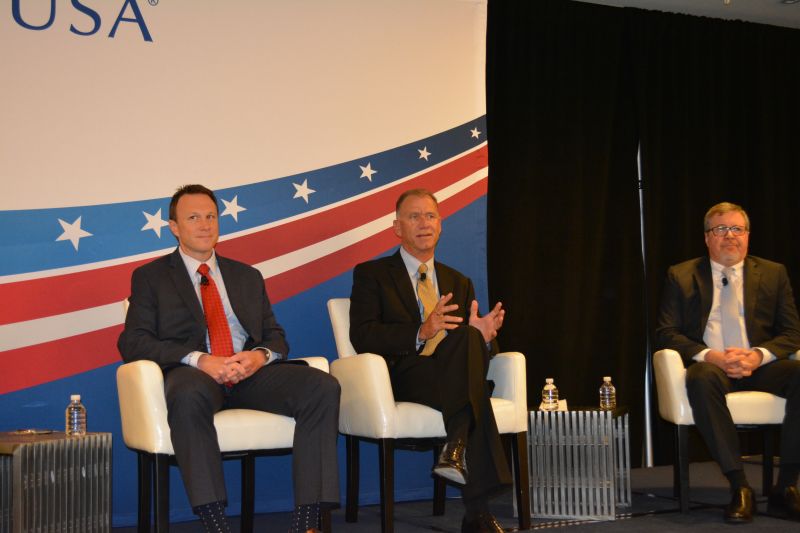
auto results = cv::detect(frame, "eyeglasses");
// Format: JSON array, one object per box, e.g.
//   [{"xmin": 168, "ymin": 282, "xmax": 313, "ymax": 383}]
[{"xmin": 706, "ymin": 225, "xmax": 747, "ymax": 237}]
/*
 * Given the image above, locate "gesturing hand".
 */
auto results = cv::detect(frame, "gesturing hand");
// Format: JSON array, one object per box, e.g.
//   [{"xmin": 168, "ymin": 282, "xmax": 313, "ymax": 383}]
[
  {"xmin": 468, "ymin": 300, "xmax": 505, "ymax": 343},
  {"xmin": 418, "ymin": 292, "xmax": 462, "ymax": 342}
]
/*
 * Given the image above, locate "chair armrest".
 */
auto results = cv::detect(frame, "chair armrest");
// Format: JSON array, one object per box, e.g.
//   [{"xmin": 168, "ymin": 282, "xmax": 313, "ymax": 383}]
[
  {"xmin": 297, "ymin": 356, "xmax": 329, "ymax": 373},
  {"xmin": 653, "ymin": 349, "xmax": 694, "ymax": 425},
  {"xmin": 330, "ymin": 353, "xmax": 398, "ymax": 438},
  {"xmin": 116, "ymin": 360, "xmax": 173, "ymax": 453},
  {"xmin": 488, "ymin": 351, "xmax": 528, "ymax": 433}
]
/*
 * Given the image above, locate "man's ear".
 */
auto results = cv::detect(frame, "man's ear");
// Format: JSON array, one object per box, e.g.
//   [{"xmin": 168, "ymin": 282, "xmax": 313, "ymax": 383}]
[{"xmin": 392, "ymin": 219, "xmax": 402, "ymax": 238}]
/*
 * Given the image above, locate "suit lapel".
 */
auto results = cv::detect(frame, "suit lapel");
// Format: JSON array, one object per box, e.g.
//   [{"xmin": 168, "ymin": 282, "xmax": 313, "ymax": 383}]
[
  {"xmin": 389, "ymin": 251, "xmax": 422, "ymax": 319},
  {"xmin": 743, "ymin": 256, "xmax": 760, "ymax": 335},
  {"xmin": 217, "ymin": 255, "xmax": 253, "ymax": 338},
  {"xmin": 696, "ymin": 259, "xmax": 713, "ymax": 333},
  {"xmin": 168, "ymin": 249, "xmax": 205, "ymax": 326}
]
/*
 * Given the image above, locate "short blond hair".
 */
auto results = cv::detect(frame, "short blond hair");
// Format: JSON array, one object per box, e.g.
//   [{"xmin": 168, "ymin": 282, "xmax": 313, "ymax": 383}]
[{"xmin": 704, "ymin": 202, "xmax": 750, "ymax": 231}]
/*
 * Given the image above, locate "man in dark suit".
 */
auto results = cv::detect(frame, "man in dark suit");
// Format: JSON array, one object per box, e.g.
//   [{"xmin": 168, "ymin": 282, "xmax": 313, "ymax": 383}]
[
  {"xmin": 349, "ymin": 188, "xmax": 510, "ymax": 533},
  {"xmin": 657, "ymin": 201, "xmax": 800, "ymax": 524},
  {"xmin": 118, "ymin": 184, "xmax": 340, "ymax": 533}
]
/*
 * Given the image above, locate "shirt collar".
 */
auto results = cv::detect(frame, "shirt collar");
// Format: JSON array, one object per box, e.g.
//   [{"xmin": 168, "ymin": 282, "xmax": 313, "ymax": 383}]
[
  {"xmin": 710, "ymin": 258, "xmax": 744, "ymax": 278},
  {"xmin": 399, "ymin": 246, "xmax": 434, "ymax": 278},
  {"xmin": 178, "ymin": 247, "xmax": 219, "ymax": 277}
]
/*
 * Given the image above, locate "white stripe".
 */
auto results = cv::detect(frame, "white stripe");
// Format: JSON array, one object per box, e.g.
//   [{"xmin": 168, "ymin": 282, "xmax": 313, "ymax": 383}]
[
  {"xmin": 0, "ymin": 169, "xmax": 486, "ymax": 352},
  {"xmin": 0, "ymin": 142, "xmax": 486, "ymax": 285},
  {"xmin": 0, "ymin": 303, "xmax": 124, "ymax": 352}
]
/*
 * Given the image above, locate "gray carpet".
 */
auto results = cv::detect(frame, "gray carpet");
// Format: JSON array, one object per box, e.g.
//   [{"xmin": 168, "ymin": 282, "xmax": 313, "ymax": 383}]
[{"xmin": 114, "ymin": 459, "xmax": 800, "ymax": 531}]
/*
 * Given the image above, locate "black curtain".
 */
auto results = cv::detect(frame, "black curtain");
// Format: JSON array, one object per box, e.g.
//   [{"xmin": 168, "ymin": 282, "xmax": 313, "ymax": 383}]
[
  {"xmin": 487, "ymin": 0, "xmax": 800, "ymax": 467},
  {"xmin": 486, "ymin": 0, "xmax": 644, "ymax": 462}
]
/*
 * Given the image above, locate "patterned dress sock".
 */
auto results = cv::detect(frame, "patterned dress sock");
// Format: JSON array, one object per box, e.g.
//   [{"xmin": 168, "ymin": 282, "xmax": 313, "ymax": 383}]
[
  {"xmin": 288, "ymin": 502, "xmax": 320, "ymax": 533},
  {"xmin": 194, "ymin": 501, "xmax": 231, "ymax": 533}
]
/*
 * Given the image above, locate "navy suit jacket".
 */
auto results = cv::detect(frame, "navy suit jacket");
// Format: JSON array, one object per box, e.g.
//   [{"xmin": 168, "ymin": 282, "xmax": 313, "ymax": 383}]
[
  {"xmin": 118, "ymin": 248, "xmax": 288, "ymax": 368},
  {"xmin": 656, "ymin": 255, "xmax": 800, "ymax": 365}
]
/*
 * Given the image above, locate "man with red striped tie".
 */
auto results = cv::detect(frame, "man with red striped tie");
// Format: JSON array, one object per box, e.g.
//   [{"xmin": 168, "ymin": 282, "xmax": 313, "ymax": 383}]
[{"xmin": 119, "ymin": 184, "xmax": 339, "ymax": 533}]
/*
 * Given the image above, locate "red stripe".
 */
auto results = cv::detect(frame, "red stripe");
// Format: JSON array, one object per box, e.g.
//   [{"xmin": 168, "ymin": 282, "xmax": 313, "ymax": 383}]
[
  {"xmin": 267, "ymin": 178, "xmax": 489, "ymax": 303},
  {"xmin": 0, "ymin": 147, "xmax": 487, "ymax": 326},
  {"xmin": 0, "ymin": 325, "xmax": 123, "ymax": 395},
  {"xmin": 0, "ymin": 183, "xmax": 488, "ymax": 393}
]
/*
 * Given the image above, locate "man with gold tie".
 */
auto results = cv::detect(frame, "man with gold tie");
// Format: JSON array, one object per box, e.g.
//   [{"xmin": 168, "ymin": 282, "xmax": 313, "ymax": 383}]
[
  {"xmin": 349, "ymin": 188, "xmax": 510, "ymax": 533},
  {"xmin": 657, "ymin": 201, "xmax": 800, "ymax": 524}
]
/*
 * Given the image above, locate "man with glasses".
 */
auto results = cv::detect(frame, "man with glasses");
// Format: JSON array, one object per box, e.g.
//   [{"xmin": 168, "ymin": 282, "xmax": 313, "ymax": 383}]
[{"xmin": 657, "ymin": 201, "xmax": 800, "ymax": 524}]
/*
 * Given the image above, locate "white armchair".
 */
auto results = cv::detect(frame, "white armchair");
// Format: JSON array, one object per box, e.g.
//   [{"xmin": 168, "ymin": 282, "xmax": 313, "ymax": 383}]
[
  {"xmin": 327, "ymin": 298, "xmax": 530, "ymax": 533},
  {"xmin": 653, "ymin": 349, "xmax": 785, "ymax": 511},
  {"xmin": 116, "ymin": 357, "xmax": 330, "ymax": 533}
]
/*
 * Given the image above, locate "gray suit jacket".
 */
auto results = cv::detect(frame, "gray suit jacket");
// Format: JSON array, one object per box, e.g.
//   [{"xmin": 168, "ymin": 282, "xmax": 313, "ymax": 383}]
[
  {"xmin": 118, "ymin": 248, "xmax": 288, "ymax": 367},
  {"xmin": 656, "ymin": 255, "xmax": 800, "ymax": 365}
]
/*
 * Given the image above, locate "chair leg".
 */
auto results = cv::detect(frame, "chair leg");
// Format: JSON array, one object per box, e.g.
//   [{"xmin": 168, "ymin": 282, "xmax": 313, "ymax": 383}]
[
  {"xmin": 378, "ymin": 439, "xmax": 395, "ymax": 533},
  {"xmin": 674, "ymin": 425, "xmax": 690, "ymax": 513},
  {"xmin": 320, "ymin": 507, "xmax": 332, "ymax": 533},
  {"xmin": 154, "ymin": 454, "xmax": 171, "ymax": 532},
  {"xmin": 241, "ymin": 453, "xmax": 255, "ymax": 533},
  {"xmin": 432, "ymin": 446, "xmax": 445, "ymax": 516},
  {"xmin": 512, "ymin": 431, "xmax": 531, "ymax": 530},
  {"xmin": 345, "ymin": 435, "xmax": 360, "ymax": 523},
  {"xmin": 762, "ymin": 426, "xmax": 776, "ymax": 495},
  {"xmin": 137, "ymin": 453, "xmax": 153, "ymax": 533}
]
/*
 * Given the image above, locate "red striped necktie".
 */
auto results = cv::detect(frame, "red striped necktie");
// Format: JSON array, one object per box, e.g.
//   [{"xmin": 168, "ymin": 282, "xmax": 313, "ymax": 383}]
[{"xmin": 197, "ymin": 263, "xmax": 234, "ymax": 359}]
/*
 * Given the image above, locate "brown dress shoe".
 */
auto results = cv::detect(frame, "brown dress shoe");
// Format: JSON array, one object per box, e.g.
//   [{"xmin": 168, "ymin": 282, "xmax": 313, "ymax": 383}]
[
  {"xmin": 724, "ymin": 486, "xmax": 754, "ymax": 524},
  {"xmin": 768, "ymin": 485, "xmax": 800, "ymax": 521},
  {"xmin": 461, "ymin": 512, "xmax": 504, "ymax": 533},
  {"xmin": 433, "ymin": 438, "xmax": 468, "ymax": 485}
]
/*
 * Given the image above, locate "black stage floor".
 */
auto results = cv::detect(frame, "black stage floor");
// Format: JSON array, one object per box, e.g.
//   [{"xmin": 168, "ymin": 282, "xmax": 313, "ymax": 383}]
[{"xmin": 115, "ymin": 459, "xmax": 800, "ymax": 532}]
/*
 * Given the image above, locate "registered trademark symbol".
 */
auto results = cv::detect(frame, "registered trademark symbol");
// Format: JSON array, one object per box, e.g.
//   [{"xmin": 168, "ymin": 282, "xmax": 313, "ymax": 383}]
[{"xmin": 148, "ymin": 0, "xmax": 158, "ymax": 5}]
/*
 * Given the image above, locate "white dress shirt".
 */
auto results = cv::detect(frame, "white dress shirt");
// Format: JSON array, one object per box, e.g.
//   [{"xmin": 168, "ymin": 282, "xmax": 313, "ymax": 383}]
[
  {"xmin": 694, "ymin": 259, "xmax": 775, "ymax": 366},
  {"xmin": 177, "ymin": 248, "xmax": 278, "ymax": 367}
]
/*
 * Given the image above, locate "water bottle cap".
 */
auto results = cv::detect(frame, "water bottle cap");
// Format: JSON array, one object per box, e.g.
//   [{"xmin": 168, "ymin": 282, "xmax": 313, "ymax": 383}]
[
  {"xmin": 603, "ymin": 376, "xmax": 611, "ymax": 382},
  {"xmin": 545, "ymin": 378, "xmax": 553, "ymax": 384},
  {"xmin": 70, "ymin": 394, "xmax": 81, "ymax": 401}
]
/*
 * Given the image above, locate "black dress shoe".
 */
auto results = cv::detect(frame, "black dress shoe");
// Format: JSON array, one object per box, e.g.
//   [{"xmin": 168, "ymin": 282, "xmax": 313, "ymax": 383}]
[
  {"xmin": 724, "ymin": 486, "xmax": 754, "ymax": 524},
  {"xmin": 433, "ymin": 438, "xmax": 468, "ymax": 485},
  {"xmin": 768, "ymin": 485, "xmax": 800, "ymax": 521},
  {"xmin": 461, "ymin": 512, "xmax": 504, "ymax": 533}
]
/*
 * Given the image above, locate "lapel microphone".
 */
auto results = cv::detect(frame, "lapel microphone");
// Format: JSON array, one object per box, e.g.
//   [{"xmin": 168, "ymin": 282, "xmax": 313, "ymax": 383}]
[
  {"xmin": 420, "ymin": 272, "xmax": 427, "ymax": 282},
  {"xmin": 200, "ymin": 274, "xmax": 210, "ymax": 286},
  {"xmin": 722, "ymin": 276, "xmax": 728, "ymax": 287}
]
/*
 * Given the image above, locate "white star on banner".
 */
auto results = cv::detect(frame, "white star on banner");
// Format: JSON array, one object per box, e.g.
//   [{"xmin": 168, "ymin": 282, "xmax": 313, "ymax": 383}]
[
  {"xmin": 56, "ymin": 216, "xmax": 92, "ymax": 251},
  {"xmin": 221, "ymin": 195, "xmax": 247, "ymax": 222},
  {"xmin": 359, "ymin": 162, "xmax": 377, "ymax": 182},
  {"xmin": 141, "ymin": 209, "xmax": 170, "ymax": 238},
  {"xmin": 418, "ymin": 147, "xmax": 431, "ymax": 161},
  {"xmin": 470, "ymin": 127, "xmax": 481, "ymax": 139},
  {"xmin": 293, "ymin": 179, "xmax": 316, "ymax": 204}
]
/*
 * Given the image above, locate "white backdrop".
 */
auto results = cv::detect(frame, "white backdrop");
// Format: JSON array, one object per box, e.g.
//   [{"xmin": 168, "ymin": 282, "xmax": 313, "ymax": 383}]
[{"xmin": 0, "ymin": 0, "xmax": 490, "ymax": 525}]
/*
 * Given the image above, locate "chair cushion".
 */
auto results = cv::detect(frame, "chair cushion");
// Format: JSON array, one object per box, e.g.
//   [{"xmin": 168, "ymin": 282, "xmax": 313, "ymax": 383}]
[
  {"xmin": 394, "ymin": 403, "xmax": 446, "ymax": 438},
  {"xmin": 728, "ymin": 391, "xmax": 786, "ymax": 425},
  {"xmin": 392, "ymin": 398, "xmax": 518, "ymax": 439},
  {"xmin": 215, "ymin": 409, "xmax": 296, "ymax": 452}
]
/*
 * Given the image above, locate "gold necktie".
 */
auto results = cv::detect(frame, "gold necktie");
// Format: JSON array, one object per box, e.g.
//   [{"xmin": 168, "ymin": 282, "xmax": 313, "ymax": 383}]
[{"xmin": 417, "ymin": 263, "xmax": 445, "ymax": 356}]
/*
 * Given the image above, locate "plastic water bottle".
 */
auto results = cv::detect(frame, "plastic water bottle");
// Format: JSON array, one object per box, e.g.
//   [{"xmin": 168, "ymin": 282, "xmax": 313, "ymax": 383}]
[
  {"xmin": 65, "ymin": 394, "xmax": 87, "ymax": 436},
  {"xmin": 541, "ymin": 378, "xmax": 559, "ymax": 411},
  {"xmin": 599, "ymin": 377, "xmax": 616, "ymax": 411}
]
